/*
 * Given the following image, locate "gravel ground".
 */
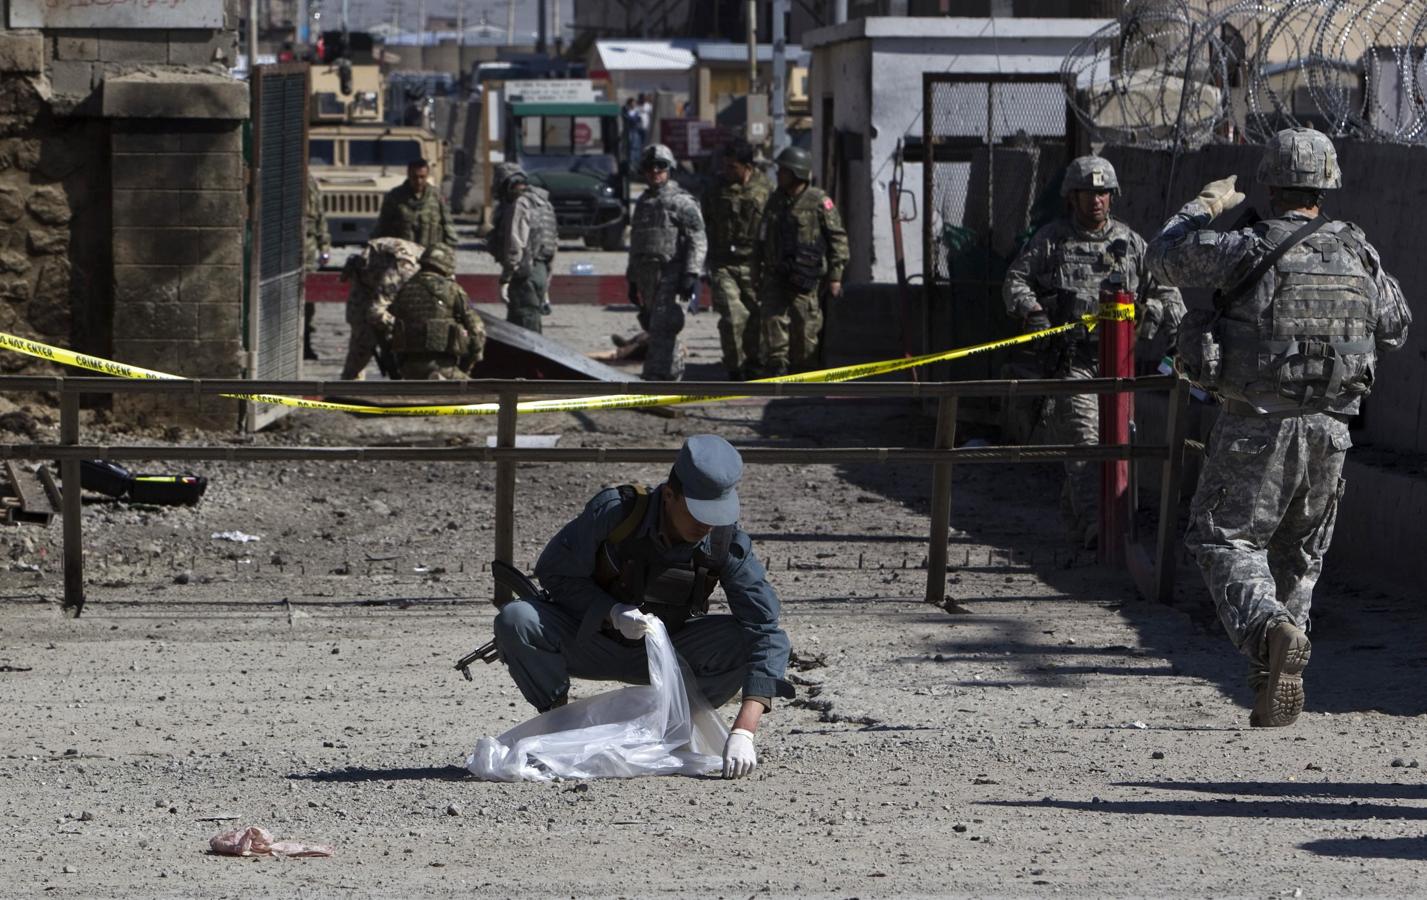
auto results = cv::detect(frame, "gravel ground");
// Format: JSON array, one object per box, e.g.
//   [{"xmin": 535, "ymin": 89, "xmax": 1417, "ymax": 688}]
[{"xmin": 1, "ymin": 305, "xmax": 1426, "ymax": 898}]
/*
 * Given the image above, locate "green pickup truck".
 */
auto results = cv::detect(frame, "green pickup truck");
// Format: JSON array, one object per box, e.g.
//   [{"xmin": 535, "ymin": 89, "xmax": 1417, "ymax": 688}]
[{"xmin": 505, "ymin": 100, "xmax": 628, "ymax": 251}]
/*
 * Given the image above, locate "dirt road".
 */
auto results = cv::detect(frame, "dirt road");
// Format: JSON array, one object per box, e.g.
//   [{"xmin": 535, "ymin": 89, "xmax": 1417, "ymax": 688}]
[{"xmin": 1, "ymin": 306, "xmax": 1425, "ymax": 898}]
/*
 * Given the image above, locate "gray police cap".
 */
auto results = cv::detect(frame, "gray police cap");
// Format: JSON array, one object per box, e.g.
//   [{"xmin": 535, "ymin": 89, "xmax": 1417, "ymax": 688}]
[{"xmin": 673, "ymin": 434, "xmax": 742, "ymax": 526}]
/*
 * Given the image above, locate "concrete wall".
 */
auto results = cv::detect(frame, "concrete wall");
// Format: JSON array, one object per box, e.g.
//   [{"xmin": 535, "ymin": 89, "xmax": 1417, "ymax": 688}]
[
  {"xmin": 1103, "ymin": 140, "xmax": 1427, "ymax": 590},
  {"xmin": 807, "ymin": 37, "xmax": 872, "ymax": 280},
  {"xmin": 0, "ymin": 4, "xmax": 248, "ymax": 427}
]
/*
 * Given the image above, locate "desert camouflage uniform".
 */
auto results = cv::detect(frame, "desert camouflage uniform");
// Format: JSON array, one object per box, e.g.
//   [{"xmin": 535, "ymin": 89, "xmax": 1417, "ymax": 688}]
[
  {"xmin": 627, "ymin": 179, "xmax": 706, "ymax": 381},
  {"xmin": 702, "ymin": 172, "xmax": 770, "ymax": 378},
  {"xmin": 1147, "ymin": 198, "xmax": 1409, "ymax": 676},
  {"xmin": 374, "ymin": 181, "xmax": 457, "ymax": 252},
  {"xmin": 387, "ymin": 269, "xmax": 485, "ymax": 380},
  {"xmin": 339, "ymin": 237, "xmax": 423, "ymax": 379},
  {"xmin": 753, "ymin": 185, "xmax": 848, "ymax": 374},
  {"xmin": 1002, "ymin": 218, "xmax": 1184, "ymax": 540}
]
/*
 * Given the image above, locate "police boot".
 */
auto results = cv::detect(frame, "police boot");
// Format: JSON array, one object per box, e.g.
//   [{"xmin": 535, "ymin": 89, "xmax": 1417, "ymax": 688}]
[{"xmin": 1252, "ymin": 620, "xmax": 1311, "ymax": 727}]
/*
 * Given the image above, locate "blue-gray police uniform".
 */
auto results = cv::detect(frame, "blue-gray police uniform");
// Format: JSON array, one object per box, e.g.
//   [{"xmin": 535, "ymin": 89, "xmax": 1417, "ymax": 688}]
[{"xmin": 493, "ymin": 484, "xmax": 795, "ymax": 712}]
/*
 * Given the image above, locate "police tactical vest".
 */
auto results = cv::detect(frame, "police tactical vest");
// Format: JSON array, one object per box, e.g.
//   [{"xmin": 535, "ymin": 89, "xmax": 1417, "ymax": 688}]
[
  {"xmin": 630, "ymin": 187, "xmax": 683, "ymax": 263},
  {"xmin": 390, "ymin": 274, "xmax": 469, "ymax": 358},
  {"xmin": 594, "ymin": 484, "xmax": 732, "ymax": 633},
  {"xmin": 1219, "ymin": 217, "xmax": 1377, "ymax": 409}
]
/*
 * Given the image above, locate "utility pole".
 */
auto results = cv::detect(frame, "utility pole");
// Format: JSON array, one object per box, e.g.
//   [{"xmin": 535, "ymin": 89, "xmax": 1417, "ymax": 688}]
[
  {"xmin": 506, "ymin": 0, "xmax": 516, "ymax": 45},
  {"xmin": 537, "ymin": 0, "xmax": 548, "ymax": 55},
  {"xmin": 771, "ymin": 0, "xmax": 787, "ymax": 154},
  {"xmin": 746, "ymin": 0, "xmax": 757, "ymax": 93}
]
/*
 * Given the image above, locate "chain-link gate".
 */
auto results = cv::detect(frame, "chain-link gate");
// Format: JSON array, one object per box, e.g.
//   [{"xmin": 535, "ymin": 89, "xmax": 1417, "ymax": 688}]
[
  {"xmin": 921, "ymin": 74, "xmax": 1072, "ymax": 387},
  {"xmin": 246, "ymin": 63, "xmax": 310, "ymax": 431}
]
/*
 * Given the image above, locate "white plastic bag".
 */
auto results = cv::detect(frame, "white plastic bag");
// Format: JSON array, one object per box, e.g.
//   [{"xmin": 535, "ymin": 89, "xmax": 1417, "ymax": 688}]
[{"xmin": 466, "ymin": 618, "xmax": 728, "ymax": 781}]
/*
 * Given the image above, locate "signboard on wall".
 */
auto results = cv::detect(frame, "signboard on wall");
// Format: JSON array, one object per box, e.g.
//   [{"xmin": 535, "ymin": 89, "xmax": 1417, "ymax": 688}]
[
  {"xmin": 503, "ymin": 80, "xmax": 599, "ymax": 103},
  {"xmin": 10, "ymin": 0, "xmax": 224, "ymax": 29}
]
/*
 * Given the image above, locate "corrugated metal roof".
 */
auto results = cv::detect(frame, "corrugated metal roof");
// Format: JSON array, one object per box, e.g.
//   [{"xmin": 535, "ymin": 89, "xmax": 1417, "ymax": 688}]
[{"xmin": 593, "ymin": 40, "xmax": 696, "ymax": 72}]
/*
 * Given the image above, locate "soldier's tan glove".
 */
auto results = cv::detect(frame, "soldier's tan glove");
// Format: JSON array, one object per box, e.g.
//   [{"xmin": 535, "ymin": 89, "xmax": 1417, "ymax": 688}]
[{"xmin": 1197, "ymin": 175, "xmax": 1246, "ymax": 219}]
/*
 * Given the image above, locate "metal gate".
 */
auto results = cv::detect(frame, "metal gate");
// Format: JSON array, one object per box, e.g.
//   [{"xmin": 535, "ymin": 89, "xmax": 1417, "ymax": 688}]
[
  {"xmin": 921, "ymin": 74, "xmax": 1072, "ymax": 383},
  {"xmin": 246, "ymin": 63, "xmax": 310, "ymax": 431}
]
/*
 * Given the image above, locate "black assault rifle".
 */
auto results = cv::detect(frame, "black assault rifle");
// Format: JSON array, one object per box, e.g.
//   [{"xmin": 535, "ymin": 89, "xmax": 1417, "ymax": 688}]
[{"xmin": 453, "ymin": 560, "xmax": 547, "ymax": 681}]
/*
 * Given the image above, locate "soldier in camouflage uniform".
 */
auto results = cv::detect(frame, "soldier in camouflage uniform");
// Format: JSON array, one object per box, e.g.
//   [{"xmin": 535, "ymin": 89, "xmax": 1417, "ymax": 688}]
[
  {"xmin": 382, "ymin": 245, "xmax": 485, "ymax": 380},
  {"xmin": 1002, "ymin": 155, "xmax": 1184, "ymax": 547},
  {"xmin": 753, "ymin": 146, "xmax": 848, "ymax": 376},
  {"xmin": 339, "ymin": 237, "xmax": 424, "ymax": 380},
  {"xmin": 701, "ymin": 138, "xmax": 770, "ymax": 380},
  {"xmin": 374, "ymin": 158, "xmax": 457, "ymax": 252},
  {"xmin": 626, "ymin": 144, "xmax": 706, "ymax": 381},
  {"xmin": 1148, "ymin": 128, "xmax": 1410, "ymax": 727},
  {"xmin": 303, "ymin": 174, "xmax": 331, "ymax": 361},
  {"xmin": 493, "ymin": 162, "xmax": 560, "ymax": 334}
]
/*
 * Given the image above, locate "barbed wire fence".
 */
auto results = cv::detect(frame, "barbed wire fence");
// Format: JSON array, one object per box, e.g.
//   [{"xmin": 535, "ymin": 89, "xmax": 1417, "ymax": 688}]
[{"xmin": 1062, "ymin": 0, "xmax": 1427, "ymax": 148}]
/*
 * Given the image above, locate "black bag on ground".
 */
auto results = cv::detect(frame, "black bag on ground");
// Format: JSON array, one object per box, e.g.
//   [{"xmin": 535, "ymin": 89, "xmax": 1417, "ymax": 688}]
[
  {"xmin": 127, "ymin": 474, "xmax": 207, "ymax": 506},
  {"xmin": 80, "ymin": 460, "xmax": 134, "ymax": 498}
]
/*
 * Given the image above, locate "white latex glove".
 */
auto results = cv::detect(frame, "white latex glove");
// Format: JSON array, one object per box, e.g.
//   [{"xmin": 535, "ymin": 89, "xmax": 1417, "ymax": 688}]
[
  {"xmin": 722, "ymin": 728, "xmax": 756, "ymax": 779},
  {"xmin": 1197, "ymin": 175, "xmax": 1246, "ymax": 219},
  {"xmin": 499, "ymin": 281, "xmax": 511, "ymax": 305},
  {"xmin": 609, "ymin": 603, "xmax": 650, "ymax": 640}
]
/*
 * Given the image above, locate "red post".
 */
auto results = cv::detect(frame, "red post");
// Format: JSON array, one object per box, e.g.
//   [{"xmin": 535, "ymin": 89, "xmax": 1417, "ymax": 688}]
[{"xmin": 1097, "ymin": 287, "xmax": 1135, "ymax": 566}]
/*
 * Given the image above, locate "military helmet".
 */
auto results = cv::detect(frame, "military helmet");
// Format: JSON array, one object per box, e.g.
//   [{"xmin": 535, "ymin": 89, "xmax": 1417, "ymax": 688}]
[
  {"xmin": 641, "ymin": 143, "xmax": 677, "ymax": 170},
  {"xmin": 420, "ymin": 244, "xmax": 456, "ymax": 277},
  {"xmin": 1060, "ymin": 156, "xmax": 1119, "ymax": 196},
  {"xmin": 775, "ymin": 146, "xmax": 812, "ymax": 181},
  {"xmin": 493, "ymin": 161, "xmax": 527, "ymax": 195},
  {"xmin": 1256, "ymin": 127, "xmax": 1341, "ymax": 190}
]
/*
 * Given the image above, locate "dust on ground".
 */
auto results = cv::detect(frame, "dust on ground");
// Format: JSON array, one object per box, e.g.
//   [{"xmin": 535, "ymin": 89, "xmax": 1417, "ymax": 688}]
[{"xmin": 1, "ymin": 304, "xmax": 1426, "ymax": 898}]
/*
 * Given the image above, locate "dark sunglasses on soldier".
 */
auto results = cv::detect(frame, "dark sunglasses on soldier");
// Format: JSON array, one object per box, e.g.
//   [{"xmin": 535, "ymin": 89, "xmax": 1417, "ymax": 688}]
[{"xmin": 645, "ymin": 160, "xmax": 671, "ymax": 171}]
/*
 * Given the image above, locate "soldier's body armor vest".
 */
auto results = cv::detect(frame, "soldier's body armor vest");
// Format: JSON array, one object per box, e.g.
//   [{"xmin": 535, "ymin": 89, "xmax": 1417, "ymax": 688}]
[
  {"xmin": 1219, "ymin": 217, "xmax": 1377, "ymax": 409},
  {"xmin": 630, "ymin": 187, "xmax": 684, "ymax": 264},
  {"xmin": 594, "ymin": 484, "xmax": 732, "ymax": 634},
  {"xmin": 526, "ymin": 186, "xmax": 559, "ymax": 263},
  {"xmin": 390, "ymin": 273, "xmax": 470, "ymax": 358}
]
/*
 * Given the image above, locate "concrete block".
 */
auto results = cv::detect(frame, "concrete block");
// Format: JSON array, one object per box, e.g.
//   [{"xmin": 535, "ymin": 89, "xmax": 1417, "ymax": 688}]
[
  {"xmin": 195, "ymin": 301, "xmax": 241, "ymax": 339},
  {"xmin": 115, "ymin": 264, "xmax": 181, "ymax": 305},
  {"xmin": 181, "ymin": 264, "xmax": 241, "ymax": 305},
  {"xmin": 0, "ymin": 31, "xmax": 44, "ymax": 73},
  {"xmin": 47, "ymin": 60, "xmax": 97, "ymax": 98},
  {"xmin": 111, "ymin": 152, "xmax": 241, "ymax": 191},
  {"xmin": 177, "ymin": 126, "xmax": 241, "ymax": 154},
  {"xmin": 116, "ymin": 301, "xmax": 197, "ymax": 340},
  {"xmin": 113, "ymin": 226, "xmax": 242, "ymax": 266},
  {"xmin": 111, "ymin": 129, "xmax": 181, "ymax": 153},
  {"xmin": 114, "ymin": 189, "xmax": 182, "ymax": 226},
  {"xmin": 167, "ymin": 31, "xmax": 235, "ymax": 66},
  {"xmin": 55, "ymin": 36, "xmax": 100, "ymax": 61},
  {"xmin": 177, "ymin": 190, "xmax": 244, "ymax": 227},
  {"xmin": 97, "ymin": 33, "xmax": 170, "ymax": 64},
  {"xmin": 103, "ymin": 72, "xmax": 248, "ymax": 120}
]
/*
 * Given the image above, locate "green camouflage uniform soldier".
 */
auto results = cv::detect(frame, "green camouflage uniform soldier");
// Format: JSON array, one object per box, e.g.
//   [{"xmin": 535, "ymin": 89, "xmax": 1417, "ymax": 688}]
[
  {"xmin": 382, "ymin": 245, "xmax": 485, "ymax": 380},
  {"xmin": 374, "ymin": 158, "xmax": 457, "ymax": 252},
  {"xmin": 339, "ymin": 237, "xmax": 423, "ymax": 379},
  {"xmin": 1002, "ymin": 155, "xmax": 1184, "ymax": 547},
  {"xmin": 493, "ymin": 162, "xmax": 560, "ymax": 334},
  {"xmin": 753, "ymin": 146, "xmax": 848, "ymax": 376},
  {"xmin": 1148, "ymin": 128, "xmax": 1410, "ymax": 727},
  {"xmin": 627, "ymin": 144, "xmax": 707, "ymax": 381},
  {"xmin": 701, "ymin": 139, "xmax": 770, "ymax": 380},
  {"xmin": 303, "ymin": 174, "xmax": 332, "ymax": 361}
]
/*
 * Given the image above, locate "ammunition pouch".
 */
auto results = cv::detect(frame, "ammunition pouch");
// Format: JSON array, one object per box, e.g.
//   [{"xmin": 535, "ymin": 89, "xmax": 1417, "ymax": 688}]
[{"xmin": 395, "ymin": 319, "xmax": 467, "ymax": 357}]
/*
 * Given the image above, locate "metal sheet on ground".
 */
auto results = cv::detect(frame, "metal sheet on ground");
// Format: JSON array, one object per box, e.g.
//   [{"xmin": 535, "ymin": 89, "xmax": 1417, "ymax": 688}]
[{"xmin": 470, "ymin": 310, "xmax": 640, "ymax": 383}]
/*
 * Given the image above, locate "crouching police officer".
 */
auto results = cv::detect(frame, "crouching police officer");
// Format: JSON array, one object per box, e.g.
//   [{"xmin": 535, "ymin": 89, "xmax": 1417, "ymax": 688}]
[
  {"xmin": 753, "ymin": 146, "xmax": 848, "ymax": 376},
  {"xmin": 383, "ymin": 245, "xmax": 485, "ymax": 380},
  {"xmin": 1148, "ymin": 127, "xmax": 1410, "ymax": 727},
  {"xmin": 493, "ymin": 434, "xmax": 795, "ymax": 779}
]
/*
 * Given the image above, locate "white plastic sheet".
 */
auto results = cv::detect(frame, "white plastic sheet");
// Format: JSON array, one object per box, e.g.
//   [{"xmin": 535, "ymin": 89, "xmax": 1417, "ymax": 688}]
[{"xmin": 466, "ymin": 618, "xmax": 728, "ymax": 782}]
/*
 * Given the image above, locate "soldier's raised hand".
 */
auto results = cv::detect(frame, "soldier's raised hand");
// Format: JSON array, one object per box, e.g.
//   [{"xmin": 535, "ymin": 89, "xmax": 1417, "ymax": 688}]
[{"xmin": 1197, "ymin": 175, "xmax": 1246, "ymax": 219}]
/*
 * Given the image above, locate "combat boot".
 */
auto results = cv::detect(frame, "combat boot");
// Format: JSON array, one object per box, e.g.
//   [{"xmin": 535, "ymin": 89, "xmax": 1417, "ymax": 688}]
[{"xmin": 1252, "ymin": 620, "xmax": 1311, "ymax": 727}]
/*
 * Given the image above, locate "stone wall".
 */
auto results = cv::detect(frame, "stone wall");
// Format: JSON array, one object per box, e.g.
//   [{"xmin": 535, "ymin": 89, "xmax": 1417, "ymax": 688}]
[{"xmin": 0, "ymin": 5, "xmax": 247, "ymax": 428}]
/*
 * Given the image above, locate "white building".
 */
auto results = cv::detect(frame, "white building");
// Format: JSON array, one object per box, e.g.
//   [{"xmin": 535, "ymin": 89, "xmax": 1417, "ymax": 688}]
[
  {"xmin": 589, "ymin": 39, "xmax": 697, "ymax": 100},
  {"xmin": 803, "ymin": 17, "xmax": 1110, "ymax": 286}
]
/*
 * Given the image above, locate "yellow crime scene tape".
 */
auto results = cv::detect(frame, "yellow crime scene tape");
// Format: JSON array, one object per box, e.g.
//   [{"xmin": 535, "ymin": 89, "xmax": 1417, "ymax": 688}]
[{"xmin": 0, "ymin": 306, "xmax": 1121, "ymax": 417}]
